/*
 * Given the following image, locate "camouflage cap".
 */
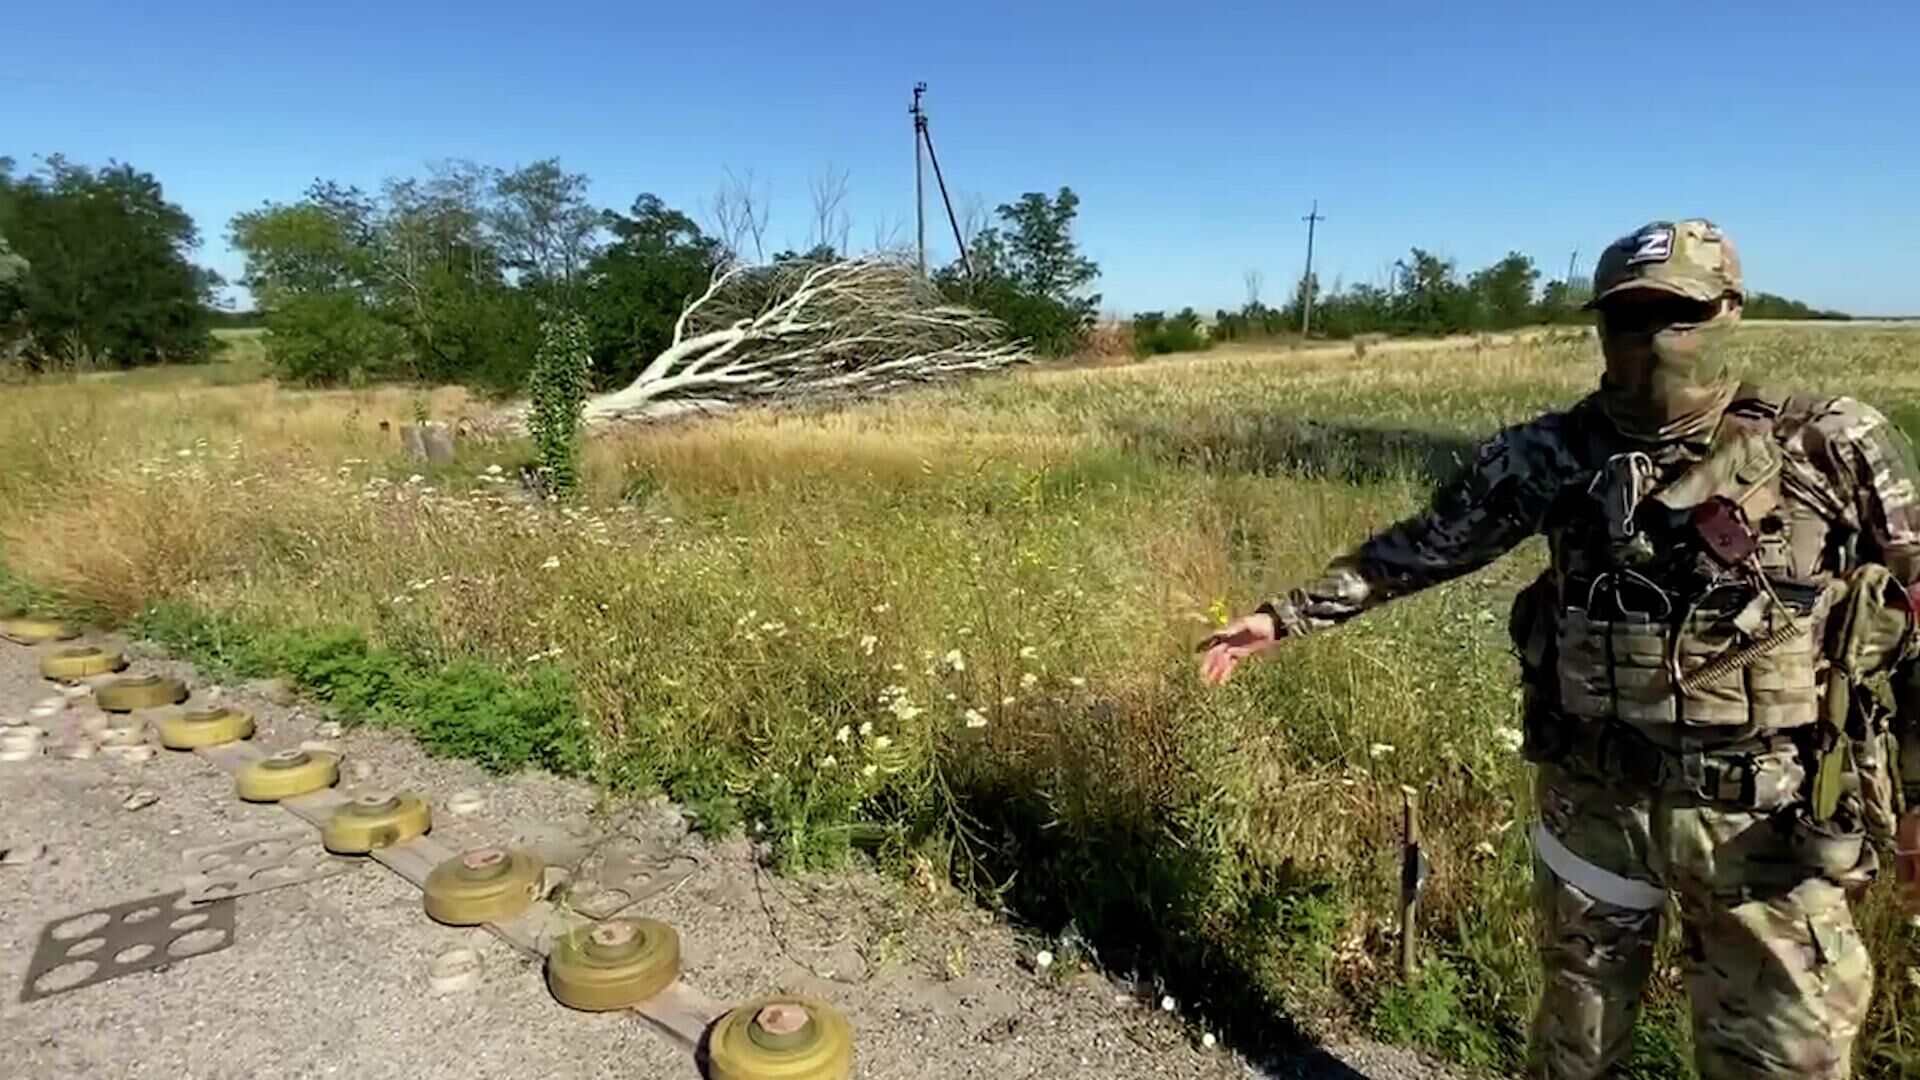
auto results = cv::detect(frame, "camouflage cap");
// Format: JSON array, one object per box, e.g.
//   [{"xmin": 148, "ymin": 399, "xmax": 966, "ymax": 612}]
[{"xmin": 1587, "ymin": 219, "xmax": 1743, "ymax": 309}]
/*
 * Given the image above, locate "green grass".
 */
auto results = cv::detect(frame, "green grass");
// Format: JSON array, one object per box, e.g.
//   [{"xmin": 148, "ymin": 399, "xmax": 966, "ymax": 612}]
[{"xmin": 3, "ymin": 325, "xmax": 1919, "ymax": 1075}]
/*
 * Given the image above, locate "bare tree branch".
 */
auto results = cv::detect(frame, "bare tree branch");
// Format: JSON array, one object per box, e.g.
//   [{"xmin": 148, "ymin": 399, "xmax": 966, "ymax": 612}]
[
  {"xmin": 868, "ymin": 214, "xmax": 908, "ymax": 257},
  {"xmin": 704, "ymin": 167, "xmax": 770, "ymax": 266},
  {"xmin": 807, "ymin": 164, "xmax": 851, "ymax": 256}
]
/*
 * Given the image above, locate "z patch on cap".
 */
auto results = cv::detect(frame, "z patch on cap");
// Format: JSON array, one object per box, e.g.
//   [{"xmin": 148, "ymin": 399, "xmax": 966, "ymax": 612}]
[{"xmin": 1626, "ymin": 225, "xmax": 1674, "ymax": 265}]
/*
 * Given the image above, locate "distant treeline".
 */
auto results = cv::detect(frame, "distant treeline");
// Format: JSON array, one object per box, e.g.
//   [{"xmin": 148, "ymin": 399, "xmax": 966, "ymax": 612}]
[
  {"xmin": 1, "ymin": 151, "xmax": 1855, "ymax": 380},
  {"xmin": 1132, "ymin": 249, "xmax": 1850, "ymax": 356}
]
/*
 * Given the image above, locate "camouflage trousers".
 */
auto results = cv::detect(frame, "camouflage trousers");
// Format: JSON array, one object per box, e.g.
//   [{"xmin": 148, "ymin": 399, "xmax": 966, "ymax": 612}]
[{"xmin": 1528, "ymin": 762, "xmax": 1873, "ymax": 1080}]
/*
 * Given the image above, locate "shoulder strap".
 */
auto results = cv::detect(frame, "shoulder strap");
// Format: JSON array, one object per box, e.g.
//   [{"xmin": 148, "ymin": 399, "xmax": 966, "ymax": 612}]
[{"xmin": 1729, "ymin": 381, "xmax": 1788, "ymax": 421}]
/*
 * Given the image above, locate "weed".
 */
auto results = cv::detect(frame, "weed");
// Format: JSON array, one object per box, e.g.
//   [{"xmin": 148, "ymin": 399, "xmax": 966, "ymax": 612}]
[
  {"xmin": 5, "ymin": 325, "xmax": 1919, "ymax": 1076},
  {"xmin": 1370, "ymin": 957, "xmax": 1505, "ymax": 1068}
]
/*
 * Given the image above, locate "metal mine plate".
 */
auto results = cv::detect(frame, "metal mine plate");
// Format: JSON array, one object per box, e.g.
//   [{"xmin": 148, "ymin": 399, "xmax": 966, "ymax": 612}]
[
  {"xmin": 180, "ymin": 829, "xmax": 359, "ymax": 904},
  {"xmin": 20, "ymin": 891, "xmax": 237, "ymax": 1003}
]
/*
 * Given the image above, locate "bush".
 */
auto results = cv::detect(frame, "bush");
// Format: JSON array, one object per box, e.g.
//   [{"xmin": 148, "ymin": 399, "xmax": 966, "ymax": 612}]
[
  {"xmin": 262, "ymin": 291, "xmax": 406, "ymax": 384},
  {"xmin": 526, "ymin": 311, "xmax": 592, "ymax": 495},
  {"xmin": 132, "ymin": 601, "xmax": 591, "ymax": 777},
  {"xmin": 1132, "ymin": 308, "xmax": 1210, "ymax": 356}
]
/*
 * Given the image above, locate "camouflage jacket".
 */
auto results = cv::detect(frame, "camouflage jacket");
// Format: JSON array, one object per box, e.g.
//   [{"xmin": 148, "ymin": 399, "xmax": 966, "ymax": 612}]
[{"xmin": 1258, "ymin": 390, "xmax": 1920, "ymax": 798}]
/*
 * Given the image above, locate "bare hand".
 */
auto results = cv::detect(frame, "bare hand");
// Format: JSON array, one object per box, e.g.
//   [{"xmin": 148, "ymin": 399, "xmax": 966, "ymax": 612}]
[
  {"xmin": 1197, "ymin": 613, "xmax": 1283, "ymax": 686},
  {"xmin": 1898, "ymin": 811, "xmax": 1920, "ymax": 913}
]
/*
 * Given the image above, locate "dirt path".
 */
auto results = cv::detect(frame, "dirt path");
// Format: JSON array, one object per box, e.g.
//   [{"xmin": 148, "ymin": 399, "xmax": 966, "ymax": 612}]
[{"xmin": 0, "ymin": 632, "xmax": 1470, "ymax": 1079}]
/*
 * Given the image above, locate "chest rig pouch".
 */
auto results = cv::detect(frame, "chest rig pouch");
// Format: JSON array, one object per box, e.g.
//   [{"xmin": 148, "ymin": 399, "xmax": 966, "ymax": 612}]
[
  {"xmin": 1556, "ymin": 390, "xmax": 1820, "ymax": 734},
  {"xmin": 1513, "ymin": 389, "xmax": 1827, "ymax": 810}
]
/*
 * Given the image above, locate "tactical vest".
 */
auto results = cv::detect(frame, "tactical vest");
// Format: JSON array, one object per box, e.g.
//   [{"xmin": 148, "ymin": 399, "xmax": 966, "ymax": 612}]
[{"xmin": 1510, "ymin": 386, "xmax": 1916, "ymax": 845}]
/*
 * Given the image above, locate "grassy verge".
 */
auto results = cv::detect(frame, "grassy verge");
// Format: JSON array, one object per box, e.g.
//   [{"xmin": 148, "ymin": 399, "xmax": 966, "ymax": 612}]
[{"xmin": 3, "ymin": 327, "xmax": 1919, "ymax": 1075}]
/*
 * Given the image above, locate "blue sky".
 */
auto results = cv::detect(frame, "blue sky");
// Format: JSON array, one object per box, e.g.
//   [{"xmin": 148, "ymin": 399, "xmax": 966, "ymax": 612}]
[{"xmin": 5, "ymin": 1, "xmax": 1917, "ymax": 315}]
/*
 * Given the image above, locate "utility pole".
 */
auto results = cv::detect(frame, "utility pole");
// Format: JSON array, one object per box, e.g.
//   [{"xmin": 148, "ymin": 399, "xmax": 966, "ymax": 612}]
[
  {"xmin": 1300, "ymin": 199, "xmax": 1325, "ymax": 336},
  {"xmin": 910, "ymin": 83, "xmax": 928, "ymax": 277},
  {"xmin": 906, "ymin": 83, "xmax": 973, "ymax": 282}
]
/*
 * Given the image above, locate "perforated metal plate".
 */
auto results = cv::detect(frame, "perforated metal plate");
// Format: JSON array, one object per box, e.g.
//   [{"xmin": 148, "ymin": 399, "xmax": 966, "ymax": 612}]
[
  {"xmin": 180, "ymin": 829, "xmax": 358, "ymax": 904},
  {"xmin": 565, "ymin": 837, "xmax": 700, "ymax": 920},
  {"xmin": 20, "ymin": 891, "xmax": 236, "ymax": 1002}
]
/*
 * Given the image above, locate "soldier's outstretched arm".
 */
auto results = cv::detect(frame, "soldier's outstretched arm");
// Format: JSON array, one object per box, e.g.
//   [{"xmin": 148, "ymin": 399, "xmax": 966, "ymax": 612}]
[{"xmin": 1199, "ymin": 414, "xmax": 1574, "ymax": 686}]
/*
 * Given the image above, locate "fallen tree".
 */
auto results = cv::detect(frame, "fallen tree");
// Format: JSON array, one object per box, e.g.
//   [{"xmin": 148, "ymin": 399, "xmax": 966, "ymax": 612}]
[{"xmin": 578, "ymin": 254, "xmax": 1028, "ymax": 425}]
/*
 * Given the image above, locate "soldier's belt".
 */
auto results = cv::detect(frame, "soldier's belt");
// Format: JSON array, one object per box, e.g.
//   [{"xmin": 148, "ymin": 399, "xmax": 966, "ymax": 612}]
[{"xmin": 1558, "ymin": 718, "xmax": 1803, "ymax": 809}]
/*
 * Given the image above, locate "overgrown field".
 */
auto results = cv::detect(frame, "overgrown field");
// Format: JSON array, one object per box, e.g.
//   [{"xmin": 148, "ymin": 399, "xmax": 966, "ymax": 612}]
[{"xmin": 4, "ymin": 324, "xmax": 1919, "ymax": 1075}]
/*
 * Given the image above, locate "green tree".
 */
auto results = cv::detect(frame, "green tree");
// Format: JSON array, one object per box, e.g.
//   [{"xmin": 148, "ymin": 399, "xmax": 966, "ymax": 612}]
[
  {"xmin": 938, "ymin": 186, "xmax": 1100, "ymax": 356},
  {"xmin": 490, "ymin": 159, "xmax": 602, "ymax": 305},
  {"xmin": 0, "ymin": 232, "xmax": 27, "ymax": 361},
  {"xmin": 1467, "ymin": 252, "xmax": 1539, "ymax": 329},
  {"xmin": 578, "ymin": 194, "xmax": 722, "ymax": 391},
  {"xmin": 0, "ymin": 155, "xmax": 218, "ymax": 369},
  {"xmin": 231, "ymin": 164, "xmax": 564, "ymax": 390}
]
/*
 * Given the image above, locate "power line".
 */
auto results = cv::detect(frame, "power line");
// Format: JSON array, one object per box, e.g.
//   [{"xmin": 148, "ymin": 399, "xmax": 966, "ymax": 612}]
[{"xmin": 1300, "ymin": 200, "xmax": 1325, "ymax": 336}]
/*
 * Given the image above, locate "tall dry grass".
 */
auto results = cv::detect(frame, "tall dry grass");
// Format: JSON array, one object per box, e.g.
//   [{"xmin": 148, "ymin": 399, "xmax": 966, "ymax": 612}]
[{"xmin": 3, "ymin": 325, "xmax": 1918, "ymax": 1074}]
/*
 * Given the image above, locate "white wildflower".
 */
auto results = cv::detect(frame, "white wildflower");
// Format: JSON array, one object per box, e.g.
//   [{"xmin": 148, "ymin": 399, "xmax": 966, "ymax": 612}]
[
  {"xmin": 862, "ymin": 764, "xmax": 878, "ymax": 778},
  {"xmin": 1018, "ymin": 645, "xmax": 1038, "ymax": 660},
  {"xmin": 963, "ymin": 709, "xmax": 988, "ymax": 729},
  {"xmin": 858, "ymin": 634, "xmax": 879, "ymax": 656},
  {"xmin": 835, "ymin": 725, "xmax": 851, "ymax": 745},
  {"xmin": 859, "ymin": 721, "xmax": 874, "ymax": 737},
  {"xmin": 821, "ymin": 755, "xmax": 837, "ymax": 768},
  {"xmin": 1020, "ymin": 672, "xmax": 1038, "ymax": 689},
  {"xmin": 1034, "ymin": 949, "xmax": 1054, "ymax": 969},
  {"xmin": 1494, "ymin": 726, "xmax": 1525, "ymax": 752},
  {"xmin": 541, "ymin": 556, "xmax": 561, "ymax": 570},
  {"xmin": 943, "ymin": 649, "xmax": 965, "ymax": 672},
  {"xmin": 873, "ymin": 735, "xmax": 893, "ymax": 750}
]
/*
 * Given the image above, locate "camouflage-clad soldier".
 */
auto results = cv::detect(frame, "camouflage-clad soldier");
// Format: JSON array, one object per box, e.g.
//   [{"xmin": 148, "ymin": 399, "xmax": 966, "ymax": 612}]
[{"xmin": 1200, "ymin": 219, "xmax": 1920, "ymax": 1080}]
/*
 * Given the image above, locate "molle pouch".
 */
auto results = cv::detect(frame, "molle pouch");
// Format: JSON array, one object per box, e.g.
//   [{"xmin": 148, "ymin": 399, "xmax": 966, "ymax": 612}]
[
  {"xmin": 1509, "ymin": 576, "xmax": 1564, "ymax": 761},
  {"xmin": 1556, "ymin": 608, "xmax": 1676, "ymax": 726},
  {"xmin": 1741, "ymin": 607, "xmax": 1819, "ymax": 730},
  {"xmin": 1825, "ymin": 564, "xmax": 1920, "ymax": 842},
  {"xmin": 1853, "ymin": 723, "xmax": 1903, "ymax": 843}
]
